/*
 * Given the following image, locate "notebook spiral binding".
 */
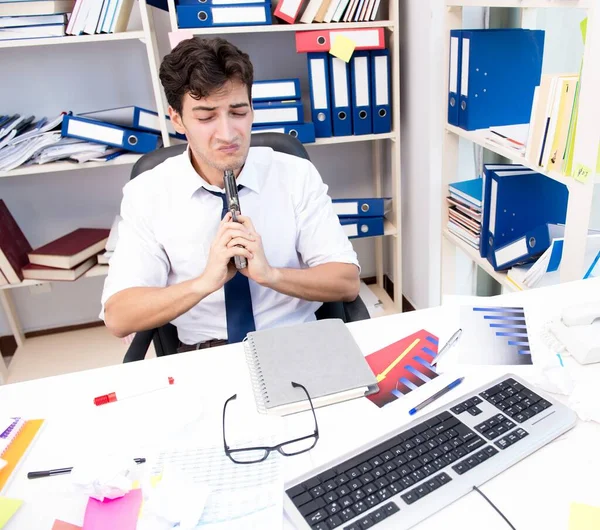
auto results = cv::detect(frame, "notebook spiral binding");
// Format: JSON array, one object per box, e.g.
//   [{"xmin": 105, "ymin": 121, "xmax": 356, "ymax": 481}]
[{"xmin": 243, "ymin": 337, "xmax": 270, "ymax": 414}]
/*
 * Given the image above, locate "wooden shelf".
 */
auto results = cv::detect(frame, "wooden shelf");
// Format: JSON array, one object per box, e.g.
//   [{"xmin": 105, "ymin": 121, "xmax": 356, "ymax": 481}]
[
  {"xmin": 0, "ymin": 264, "xmax": 109, "ymax": 291},
  {"xmin": 180, "ymin": 20, "xmax": 395, "ymax": 36},
  {"xmin": 446, "ymin": 0, "xmax": 591, "ymax": 7},
  {"xmin": 0, "ymin": 30, "xmax": 145, "ymax": 49},
  {"xmin": 310, "ymin": 132, "xmax": 397, "ymax": 146},
  {"xmin": 444, "ymin": 124, "xmax": 596, "ymax": 188},
  {"xmin": 443, "ymin": 229, "xmax": 525, "ymax": 291},
  {"xmin": 0, "ymin": 153, "xmax": 142, "ymax": 178}
]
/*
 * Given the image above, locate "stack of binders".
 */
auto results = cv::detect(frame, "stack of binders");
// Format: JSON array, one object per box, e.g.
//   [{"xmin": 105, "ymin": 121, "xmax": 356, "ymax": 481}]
[
  {"xmin": 298, "ymin": 28, "xmax": 392, "ymax": 138},
  {"xmin": 176, "ymin": 0, "xmax": 272, "ymax": 29},
  {"xmin": 250, "ymin": 78, "xmax": 316, "ymax": 144},
  {"xmin": 447, "ymin": 28, "xmax": 545, "ymax": 131},
  {"xmin": 62, "ymin": 110, "xmax": 162, "ymax": 154},
  {"xmin": 479, "ymin": 164, "xmax": 568, "ymax": 271},
  {"xmin": 333, "ymin": 197, "xmax": 391, "ymax": 240},
  {"xmin": 0, "ymin": 0, "xmax": 74, "ymax": 40}
]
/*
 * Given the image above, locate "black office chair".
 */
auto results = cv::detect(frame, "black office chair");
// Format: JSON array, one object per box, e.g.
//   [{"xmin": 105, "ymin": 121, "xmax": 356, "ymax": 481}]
[{"xmin": 122, "ymin": 133, "xmax": 369, "ymax": 363}]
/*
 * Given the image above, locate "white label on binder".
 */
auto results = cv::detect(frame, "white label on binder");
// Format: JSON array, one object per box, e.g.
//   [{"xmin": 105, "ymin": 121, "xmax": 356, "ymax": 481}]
[
  {"xmin": 67, "ymin": 119, "xmax": 124, "ymax": 146},
  {"xmin": 311, "ymin": 58, "xmax": 328, "ymax": 110},
  {"xmin": 489, "ymin": 178, "xmax": 498, "ymax": 236},
  {"xmin": 496, "ymin": 237, "xmax": 527, "ymax": 267},
  {"xmin": 252, "ymin": 81, "xmax": 297, "ymax": 100},
  {"xmin": 213, "ymin": 0, "xmax": 265, "ymax": 4},
  {"xmin": 213, "ymin": 5, "xmax": 267, "ymax": 24},
  {"xmin": 138, "ymin": 111, "xmax": 177, "ymax": 136},
  {"xmin": 277, "ymin": 0, "xmax": 302, "ymax": 16},
  {"xmin": 354, "ymin": 56, "xmax": 369, "ymax": 107},
  {"xmin": 343, "ymin": 224, "xmax": 358, "ymax": 238},
  {"xmin": 461, "ymin": 38, "xmax": 470, "ymax": 96},
  {"xmin": 332, "ymin": 28, "xmax": 381, "ymax": 47},
  {"xmin": 252, "ymin": 127, "xmax": 285, "ymax": 134},
  {"xmin": 374, "ymin": 55, "xmax": 389, "ymax": 106},
  {"xmin": 253, "ymin": 107, "xmax": 299, "ymax": 124},
  {"xmin": 332, "ymin": 58, "xmax": 349, "ymax": 107},
  {"xmin": 449, "ymin": 36, "xmax": 458, "ymax": 93},
  {"xmin": 333, "ymin": 202, "xmax": 359, "ymax": 216}
]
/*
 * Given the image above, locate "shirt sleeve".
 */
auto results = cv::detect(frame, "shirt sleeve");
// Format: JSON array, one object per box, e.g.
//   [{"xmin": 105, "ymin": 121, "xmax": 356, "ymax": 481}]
[
  {"xmin": 99, "ymin": 179, "xmax": 170, "ymax": 320},
  {"xmin": 294, "ymin": 161, "xmax": 360, "ymax": 271}
]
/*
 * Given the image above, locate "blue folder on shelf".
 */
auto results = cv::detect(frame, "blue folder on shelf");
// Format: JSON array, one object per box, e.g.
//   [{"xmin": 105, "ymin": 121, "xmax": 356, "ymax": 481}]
[
  {"xmin": 251, "ymin": 78, "xmax": 301, "ymax": 102},
  {"xmin": 350, "ymin": 50, "xmax": 373, "ymax": 135},
  {"xmin": 62, "ymin": 115, "xmax": 160, "ymax": 154},
  {"xmin": 79, "ymin": 106, "xmax": 185, "ymax": 140},
  {"xmin": 333, "ymin": 198, "xmax": 391, "ymax": 218},
  {"xmin": 307, "ymin": 52, "xmax": 333, "ymax": 138},
  {"xmin": 457, "ymin": 29, "xmax": 544, "ymax": 131},
  {"xmin": 480, "ymin": 163, "xmax": 526, "ymax": 258},
  {"xmin": 340, "ymin": 217, "xmax": 384, "ymax": 239},
  {"xmin": 329, "ymin": 55, "xmax": 353, "ymax": 137},
  {"xmin": 485, "ymin": 169, "xmax": 568, "ymax": 271},
  {"xmin": 252, "ymin": 123, "xmax": 316, "ymax": 144},
  {"xmin": 176, "ymin": 2, "xmax": 271, "ymax": 28},
  {"xmin": 252, "ymin": 100, "xmax": 303, "ymax": 126},
  {"xmin": 491, "ymin": 222, "xmax": 558, "ymax": 271},
  {"xmin": 370, "ymin": 49, "xmax": 391, "ymax": 134}
]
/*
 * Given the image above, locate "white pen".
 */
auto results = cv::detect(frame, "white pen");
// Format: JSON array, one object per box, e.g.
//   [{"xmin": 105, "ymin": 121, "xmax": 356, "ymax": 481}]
[{"xmin": 431, "ymin": 328, "xmax": 462, "ymax": 366}]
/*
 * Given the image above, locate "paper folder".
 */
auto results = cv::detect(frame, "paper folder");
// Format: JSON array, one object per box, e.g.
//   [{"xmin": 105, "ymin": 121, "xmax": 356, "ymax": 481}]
[
  {"xmin": 176, "ymin": 3, "xmax": 271, "ymax": 28},
  {"xmin": 252, "ymin": 123, "xmax": 316, "ymax": 144},
  {"xmin": 295, "ymin": 27, "xmax": 385, "ymax": 53},
  {"xmin": 333, "ymin": 198, "xmax": 391, "ymax": 217},
  {"xmin": 340, "ymin": 217, "xmax": 384, "ymax": 239},
  {"xmin": 329, "ymin": 55, "xmax": 353, "ymax": 137},
  {"xmin": 307, "ymin": 52, "xmax": 333, "ymax": 138},
  {"xmin": 370, "ymin": 49, "xmax": 391, "ymax": 134},
  {"xmin": 350, "ymin": 51, "xmax": 373, "ymax": 135}
]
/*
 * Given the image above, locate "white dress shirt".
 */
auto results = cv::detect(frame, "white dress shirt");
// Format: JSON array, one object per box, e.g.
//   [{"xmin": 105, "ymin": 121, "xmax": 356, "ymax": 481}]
[{"xmin": 100, "ymin": 146, "xmax": 360, "ymax": 345}]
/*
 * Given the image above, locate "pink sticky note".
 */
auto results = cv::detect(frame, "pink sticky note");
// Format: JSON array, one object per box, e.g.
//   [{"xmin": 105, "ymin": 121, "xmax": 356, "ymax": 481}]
[
  {"xmin": 169, "ymin": 30, "xmax": 194, "ymax": 50},
  {"xmin": 52, "ymin": 521, "xmax": 82, "ymax": 530},
  {"xmin": 82, "ymin": 489, "xmax": 143, "ymax": 530}
]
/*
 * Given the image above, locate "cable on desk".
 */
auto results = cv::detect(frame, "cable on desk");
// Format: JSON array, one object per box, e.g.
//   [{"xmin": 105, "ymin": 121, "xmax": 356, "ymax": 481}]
[{"xmin": 473, "ymin": 485, "xmax": 517, "ymax": 530}]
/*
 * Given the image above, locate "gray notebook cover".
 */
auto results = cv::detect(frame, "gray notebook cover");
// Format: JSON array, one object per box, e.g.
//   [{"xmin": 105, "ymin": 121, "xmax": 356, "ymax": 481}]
[{"xmin": 244, "ymin": 319, "xmax": 379, "ymax": 413}]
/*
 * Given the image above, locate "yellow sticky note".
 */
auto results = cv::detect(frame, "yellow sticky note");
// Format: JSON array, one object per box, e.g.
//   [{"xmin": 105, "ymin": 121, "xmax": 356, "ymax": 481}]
[
  {"xmin": 574, "ymin": 163, "xmax": 592, "ymax": 183},
  {"xmin": 0, "ymin": 497, "xmax": 23, "ymax": 529},
  {"xmin": 329, "ymin": 34, "xmax": 356, "ymax": 63},
  {"xmin": 569, "ymin": 502, "xmax": 600, "ymax": 530}
]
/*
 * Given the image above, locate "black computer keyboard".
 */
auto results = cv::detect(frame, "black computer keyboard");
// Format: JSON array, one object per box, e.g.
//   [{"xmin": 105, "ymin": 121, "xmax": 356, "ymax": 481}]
[{"xmin": 284, "ymin": 375, "xmax": 576, "ymax": 530}]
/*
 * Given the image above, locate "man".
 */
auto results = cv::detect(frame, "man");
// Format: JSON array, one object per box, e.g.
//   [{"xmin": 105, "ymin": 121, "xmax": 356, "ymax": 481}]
[{"xmin": 101, "ymin": 37, "xmax": 360, "ymax": 351}]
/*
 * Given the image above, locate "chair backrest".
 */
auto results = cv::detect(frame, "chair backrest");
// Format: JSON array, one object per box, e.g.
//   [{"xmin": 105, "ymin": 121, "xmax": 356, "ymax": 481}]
[{"xmin": 130, "ymin": 132, "xmax": 310, "ymax": 180}]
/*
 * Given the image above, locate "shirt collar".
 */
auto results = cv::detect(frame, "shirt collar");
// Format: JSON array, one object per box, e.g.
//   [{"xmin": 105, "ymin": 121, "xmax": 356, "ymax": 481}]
[{"xmin": 179, "ymin": 145, "xmax": 265, "ymax": 198}]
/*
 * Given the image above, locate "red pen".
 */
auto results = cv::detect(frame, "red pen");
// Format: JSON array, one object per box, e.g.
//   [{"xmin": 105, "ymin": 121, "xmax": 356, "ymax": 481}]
[{"xmin": 94, "ymin": 377, "xmax": 175, "ymax": 406}]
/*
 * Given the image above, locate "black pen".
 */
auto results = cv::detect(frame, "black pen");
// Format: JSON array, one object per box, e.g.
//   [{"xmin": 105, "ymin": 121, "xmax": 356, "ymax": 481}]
[{"xmin": 27, "ymin": 457, "xmax": 146, "ymax": 479}]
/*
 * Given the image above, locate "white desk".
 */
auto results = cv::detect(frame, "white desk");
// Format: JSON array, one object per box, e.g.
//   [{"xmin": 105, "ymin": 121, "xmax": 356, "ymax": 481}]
[{"xmin": 2, "ymin": 278, "xmax": 600, "ymax": 529}]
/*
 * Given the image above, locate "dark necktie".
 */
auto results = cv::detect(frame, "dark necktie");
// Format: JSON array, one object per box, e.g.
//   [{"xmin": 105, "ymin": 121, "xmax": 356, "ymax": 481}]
[{"xmin": 204, "ymin": 186, "xmax": 256, "ymax": 344}]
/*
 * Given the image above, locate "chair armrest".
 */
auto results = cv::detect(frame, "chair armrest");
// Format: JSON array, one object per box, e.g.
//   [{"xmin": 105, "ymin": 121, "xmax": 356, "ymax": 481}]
[
  {"xmin": 343, "ymin": 296, "xmax": 370, "ymax": 322},
  {"xmin": 123, "ymin": 329, "xmax": 155, "ymax": 363}
]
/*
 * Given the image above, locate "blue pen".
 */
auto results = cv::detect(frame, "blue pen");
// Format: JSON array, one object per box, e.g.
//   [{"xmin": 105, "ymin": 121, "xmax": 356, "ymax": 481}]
[{"xmin": 408, "ymin": 377, "xmax": 465, "ymax": 416}]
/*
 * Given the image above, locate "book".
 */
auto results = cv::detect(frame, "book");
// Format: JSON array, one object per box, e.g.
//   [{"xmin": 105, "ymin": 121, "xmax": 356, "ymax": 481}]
[
  {"xmin": 0, "ymin": 200, "xmax": 32, "ymax": 284},
  {"xmin": 244, "ymin": 319, "xmax": 379, "ymax": 416},
  {"xmin": 0, "ymin": 419, "xmax": 44, "ymax": 495},
  {"xmin": 21, "ymin": 256, "xmax": 96, "ymax": 281},
  {"xmin": 28, "ymin": 228, "xmax": 109, "ymax": 270}
]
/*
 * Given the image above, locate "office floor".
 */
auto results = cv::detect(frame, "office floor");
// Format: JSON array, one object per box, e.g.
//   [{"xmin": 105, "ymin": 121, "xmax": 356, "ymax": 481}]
[{"xmin": 4, "ymin": 326, "xmax": 156, "ymax": 384}]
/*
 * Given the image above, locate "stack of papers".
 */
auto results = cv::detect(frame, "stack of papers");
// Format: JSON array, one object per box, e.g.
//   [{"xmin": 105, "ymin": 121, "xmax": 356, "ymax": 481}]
[
  {"xmin": 447, "ymin": 178, "xmax": 483, "ymax": 250},
  {"xmin": 485, "ymin": 123, "xmax": 529, "ymax": 155}
]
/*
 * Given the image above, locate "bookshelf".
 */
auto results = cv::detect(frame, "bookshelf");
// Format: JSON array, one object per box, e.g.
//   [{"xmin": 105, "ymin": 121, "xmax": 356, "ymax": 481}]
[
  {"xmin": 159, "ymin": 1, "xmax": 404, "ymax": 314},
  {"xmin": 440, "ymin": 0, "xmax": 600, "ymax": 301}
]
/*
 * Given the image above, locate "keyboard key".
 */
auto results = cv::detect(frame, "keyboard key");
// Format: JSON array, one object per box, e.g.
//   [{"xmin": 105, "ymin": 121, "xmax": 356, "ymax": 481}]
[
  {"xmin": 340, "ymin": 508, "xmax": 355, "ymax": 521},
  {"xmin": 371, "ymin": 509, "xmax": 386, "ymax": 524},
  {"xmin": 495, "ymin": 438, "xmax": 510, "ymax": 450},
  {"xmin": 328, "ymin": 503, "xmax": 342, "ymax": 515},
  {"xmin": 452, "ymin": 462, "xmax": 470, "ymax": 475},
  {"xmin": 287, "ymin": 484, "xmax": 305, "ymax": 498},
  {"xmin": 401, "ymin": 491, "xmax": 419, "ymax": 505},
  {"xmin": 324, "ymin": 492, "xmax": 339, "ymax": 504},
  {"xmin": 300, "ymin": 498, "xmax": 326, "ymax": 516},
  {"xmin": 427, "ymin": 478, "xmax": 441, "ymax": 491},
  {"xmin": 415, "ymin": 484, "xmax": 431, "ymax": 497},
  {"xmin": 353, "ymin": 500, "xmax": 367, "ymax": 514},
  {"xmin": 383, "ymin": 502, "xmax": 400, "ymax": 516},
  {"xmin": 314, "ymin": 522, "xmax": 329, "ymax": 530},
  {"xmin": 293, "ymin": 492, "xmax": 312, "ymax": 506},
  {"xmin": 319, "ymin": 469, "xmax": 337, "ymax": 482},
  {"xmin": 425, "ymin": 416, "xmax": 442, "ymax": 428},
  {"xmin": 465, "ymin": 437, "xmax": 485, "ymax": 453},
  {"xmin": 381, "ymin": 451, "xmax": 395, "ymax": 462},
  {"xmin": 349, "ymin": 479, "xmax": 363, "ymax": 491},
  {"xmin": 359, "ymin": 463, "xmax": 373, "ymax": 474},
  {"xmin": 324, "ymin": 480, "xmax": 338, "ymax": 492},
  {"xmin": 305, "ymin": 477, "xmax": 321, "ymax": 489},
  {"xmin": 312, "ymin": 486, "xmax": 326, "ymax": 497},
  {"xmin": 484, "ymin": 446, "xmax": 499, "ymax": 457},
  {"xmin": 365, "ymin": 494, "xmax": 380, "ymax": 508},
  {"xmin": 337, "ymin": 485, "xmax": 352, "ymax": 497},
  {"xmin": 468, "ymin": 407, "xmax": 483, "ymax": 416},
  {"xmin": 539, "ymin": 399, "xmax": 552, "ymax": 410},
  {"xmin": 451, "ymin": 404, "xmax": 466, "ymax": 414},
  {"xmin": 358, "ymin": 515, "xmax": 374, "ymax": 529},
  {"xmin": 413, "ymin": 422, "xmax": 429, "ymax": 434},
  {"xmin": 308, "ymin": 509, "xmax": 329, "ymax": 525},
  {"xmin": 515, "ymin": 428, "xmax": 528, "ymax": 439},
  {"xmin": 336, "ymin": 473, "xmax": 350, "ymax": 486},
  {"xmin": 360, "ymin": 473, "xmax": 375, "ymax": 485},
  {"xmin": 348, "ymin": 468, "xmax": 362, "ymax": 480},
  {"xmin": 350, "ymin": 490, "xmax": 366, "ymax": 502},
  {"xmin": 328, "ymin": 515, "xmax": 343, "ymax": 528},
  {"xmin": 436, "ymin": 472, "xmax": 452, "ymax": 485},
  {"xmin": 472, "ymin": 396, "xmax": 483, "ymax": 405},
  {"xmin": 340, "ymin": 496, "xmax": 354, "ymax": 508}
]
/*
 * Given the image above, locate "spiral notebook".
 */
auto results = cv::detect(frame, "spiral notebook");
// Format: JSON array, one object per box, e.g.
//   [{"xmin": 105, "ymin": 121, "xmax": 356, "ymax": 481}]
[{"xmin": 244, "ymin": 319, "xmax": 379, "ymax": 416}]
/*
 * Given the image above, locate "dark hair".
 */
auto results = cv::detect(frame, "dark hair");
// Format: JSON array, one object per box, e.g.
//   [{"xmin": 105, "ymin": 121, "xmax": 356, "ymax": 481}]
[{"xmin": 159, "ymin": 37, "xmax": 254, "ymax": 115}]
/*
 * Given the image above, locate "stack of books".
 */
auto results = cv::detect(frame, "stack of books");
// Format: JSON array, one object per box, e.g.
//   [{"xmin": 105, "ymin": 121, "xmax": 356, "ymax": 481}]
[
  {"xmin": 0, "ymin": 199, "xmax": 109, "ymax": 285},
  {"xmin": 446, "ymin": 178, "xmax": 482, "ymax": 251},
  {"xmin": 250, "ymin": 78, "xmax": 316, "ymax": 144},
  {"xmin": 275, "ymin": 0, "xmax": 382, "ymax": 24},
  {"xmin": 0, "ymin": 0, "xmax": 74, "ymax": 41},
  {"xmin": 65, "ymin": 0, "xmax": 133, "ymax": 35}
]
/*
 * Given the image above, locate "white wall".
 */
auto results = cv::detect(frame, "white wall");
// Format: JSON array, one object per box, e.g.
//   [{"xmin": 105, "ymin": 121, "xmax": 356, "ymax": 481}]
[{"xmin": 0, "ymin": 10, "xmax": 384, "ymax": 335}]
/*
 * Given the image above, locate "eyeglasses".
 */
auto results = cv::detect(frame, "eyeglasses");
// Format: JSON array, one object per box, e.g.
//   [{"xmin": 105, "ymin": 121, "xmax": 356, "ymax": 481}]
[{"xmin": 222, "ymin": 381, "xmax": 319, "ymax": 464}]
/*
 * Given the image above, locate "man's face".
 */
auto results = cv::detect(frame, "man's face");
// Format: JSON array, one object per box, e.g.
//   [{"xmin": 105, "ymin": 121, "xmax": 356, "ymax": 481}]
[{"xmin": 170, "ymin": 80, "xmax": 253, "ymax": 173}]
